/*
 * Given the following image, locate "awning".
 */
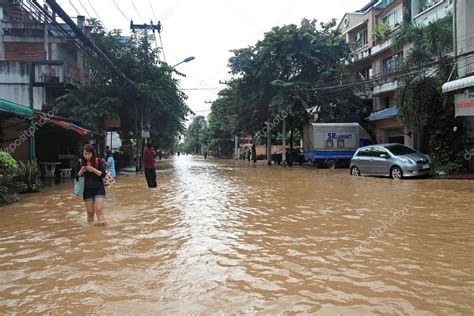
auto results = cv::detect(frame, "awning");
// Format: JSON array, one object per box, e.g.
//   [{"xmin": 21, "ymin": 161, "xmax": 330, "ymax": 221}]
[
  {"xmin": 0, "ymin": 99, "xmax": 33, "ymax": 118},
  {"xmin": 442, "ymin": 75, "xmax": 474, "ymax": 93},
  {"xmin": 45, "ymin": 118, "xmax": 91, "ymax": 135},
  {"xmin": 366, "ymin": 106, "xmax": 398, "ymax": 122}
]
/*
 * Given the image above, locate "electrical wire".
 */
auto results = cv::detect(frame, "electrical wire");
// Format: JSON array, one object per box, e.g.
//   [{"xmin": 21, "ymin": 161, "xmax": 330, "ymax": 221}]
[
  {"xmin": 130, "ymin": 0, "xmax": 144, "ymax": 22},
  {"xmin": 87, "ymin": 0, "xmax": 108, "ymax": 32},
  {"xmin": 112, "ymin": 0, "xmax": 129, "ymax": 22}
]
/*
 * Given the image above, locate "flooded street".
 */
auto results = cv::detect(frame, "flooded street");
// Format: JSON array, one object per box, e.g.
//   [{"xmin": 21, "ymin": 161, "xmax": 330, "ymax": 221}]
[{"xmin": 0, "ymin": 156, "xmax": 473, "ymax": 315}]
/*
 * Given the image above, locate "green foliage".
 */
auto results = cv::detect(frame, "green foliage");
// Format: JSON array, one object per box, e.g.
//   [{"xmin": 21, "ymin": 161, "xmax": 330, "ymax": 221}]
[
  {"xmin": 16, "ymin": 160, "xmax": 42, "ymax": 193},
  {"xmin": 372, "ymin": 22, "xmax": 391, "ymax": 43},
  {"xmin": 179, "ymin": 116, "xmax": 207, "ymax": 154},
  {"xmin": 433, "ymin": 160, "xmax": 463, "ymax": 175},
  {"xmin": 204, "ymin": 19, "xmax": 363, "ymax": 153},
  {"xmin": 396, "ymin": 19, "xmax": 457, "ymax": 165},
  {"xmin": 57, "ymin": 19, "xmax": 190, "ymax": 154},
  {"xmin": 0, "ymin": 151, "xmax": 19, "ymax": 204}
]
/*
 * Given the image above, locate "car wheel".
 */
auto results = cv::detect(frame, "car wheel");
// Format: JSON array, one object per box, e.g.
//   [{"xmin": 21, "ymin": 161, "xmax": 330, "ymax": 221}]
[
  {"xmin": 351, "ymin": 166, "xmax": 360, "ymax": 176},
  {"xmin": 391, "ymin": 166, "xmax": 403, "ymax": 180},
  {"xmin": 326, "ymin": 160, "xmax": 337, "ymax": 169}
]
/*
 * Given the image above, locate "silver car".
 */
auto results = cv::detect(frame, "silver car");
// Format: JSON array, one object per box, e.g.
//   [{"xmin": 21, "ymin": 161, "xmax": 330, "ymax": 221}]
[{"xmin": 350, "ymin": 144, "xmax": 432, "ymax": 180}]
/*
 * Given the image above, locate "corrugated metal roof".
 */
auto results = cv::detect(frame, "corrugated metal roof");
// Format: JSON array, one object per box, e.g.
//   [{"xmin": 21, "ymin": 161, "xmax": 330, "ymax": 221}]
[{"xmin": 366, "ymin": 106, "xmax": 398, "ymax": 121}]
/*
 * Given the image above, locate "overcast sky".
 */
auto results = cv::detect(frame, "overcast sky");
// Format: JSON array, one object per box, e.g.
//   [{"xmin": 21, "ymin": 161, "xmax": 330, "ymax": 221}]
[{"xmin": 57, "ymin": 0, "xmax": 369, "ymax": 119}]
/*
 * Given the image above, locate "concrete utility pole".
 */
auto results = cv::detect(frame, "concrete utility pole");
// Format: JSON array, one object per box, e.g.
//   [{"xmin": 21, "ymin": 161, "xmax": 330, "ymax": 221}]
[
  {"xmin": 266, "ymin": 119, "xmax": 272, "ymax": 166},
  {"xmin": 234, "ymin": 136, "xmax": 238, "ymax": 160},
  {"xmin": 43, "ymin": 4, "xmax": 48, "ymax": 60},
  {"xmin": 282, "ymin": 117, "xmax": 287, "ymax": 165}
]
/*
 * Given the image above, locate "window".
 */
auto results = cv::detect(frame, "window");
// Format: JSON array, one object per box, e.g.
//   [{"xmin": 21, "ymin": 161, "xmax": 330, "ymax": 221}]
[
  {"xmin": 384, "ymin": 96, "xmax": 391, "ymax": 108},
  {"xmin": 383, "ymin": 53, "xmax": 403, "ymax": 75},
  {"xmin": 371, "ymin": 147, "xmax": 389, "ymax": 157},
  {"xmin": 354, "ymin": 29, "xmax": 368, "ymax": 49},
  {"xmin": 357, "ymin": 148, "xmax": 371, "ymax": 157},
  {"xmin": 419, "ymin": 0, "xmax": 442, "ymax": 13},
  {"xmin": 358, "ymin": 67, "xmax": 373, "ymax": 81},
  {"xmin": 326, "ymin": 140, "xmax": 334, "ymax": 148},
  {"xmin": 382, "ymin": 9, "xmax": 403, "ymax": 29},
  {"xmin": 385, "ymin": 144, "xmax": 416, "ymax": 155},
  {"xmin": 337, "ymin": 140, "xmax": 345, "ymax": 148}
]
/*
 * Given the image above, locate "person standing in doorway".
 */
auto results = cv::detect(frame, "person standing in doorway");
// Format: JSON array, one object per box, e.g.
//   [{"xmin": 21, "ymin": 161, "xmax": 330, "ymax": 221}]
[
  {"xmin": 75, "ymin": 144, "xmax": 107, "ymax": 226},
  {"xmin": 144, "ymin": 142, "xmax": 157, "ymax": 188}
]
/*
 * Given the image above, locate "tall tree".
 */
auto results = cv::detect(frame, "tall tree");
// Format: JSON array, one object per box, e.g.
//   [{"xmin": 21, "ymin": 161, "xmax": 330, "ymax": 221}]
[
  {"xmin": 58, "ymin": 19, "xmax": 190, "ymax": 152},
  {"xmin": 394, "ymin": 19, "xmax": 461, "ymax": 165}
]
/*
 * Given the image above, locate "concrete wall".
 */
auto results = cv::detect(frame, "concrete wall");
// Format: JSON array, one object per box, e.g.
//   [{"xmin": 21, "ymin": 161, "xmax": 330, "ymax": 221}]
[
  {"xmin": 0, "ymin": 61, "xmax": 44, "ymax": 109},
  {"xmin": 456, "ymin": 0, "xmax": 474, "ymax": 78}
]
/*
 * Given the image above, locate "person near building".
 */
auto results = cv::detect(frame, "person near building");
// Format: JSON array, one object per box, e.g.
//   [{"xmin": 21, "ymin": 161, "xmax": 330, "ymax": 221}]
[{"xmin": 144, "ymin": 142, "xmax": 157, "ymax": 188}]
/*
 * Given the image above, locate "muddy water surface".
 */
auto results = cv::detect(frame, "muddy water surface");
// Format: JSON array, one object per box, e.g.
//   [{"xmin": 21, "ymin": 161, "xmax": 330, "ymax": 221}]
[{"xmin": 0, "ymin": 156, "xmax": 473, "ymax": 314}]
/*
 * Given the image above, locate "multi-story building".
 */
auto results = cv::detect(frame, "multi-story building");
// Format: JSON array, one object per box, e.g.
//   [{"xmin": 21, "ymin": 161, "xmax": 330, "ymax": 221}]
[
  {"xmin": 442, "ymin": 0, "xmax": 474, "ymax": 170},
  {"xmin": 339, "ymin": 0, "xmax": 454, "ymax": 148},
  {"xmin": 0, "ymin": 0, "xmax": 102, "ymax": 171}
]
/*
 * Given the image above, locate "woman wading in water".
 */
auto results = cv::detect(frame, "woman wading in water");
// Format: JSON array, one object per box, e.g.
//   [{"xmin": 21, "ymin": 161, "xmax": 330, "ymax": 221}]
[{"xmin": 75, "ymin": 144, "xmax": 107, "ymax": 226}]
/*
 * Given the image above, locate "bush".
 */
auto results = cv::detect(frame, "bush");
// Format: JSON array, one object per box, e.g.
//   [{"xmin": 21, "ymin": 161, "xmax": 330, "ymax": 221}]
[
  {"xmin": 433, "ymin": 160, "xmax": 463, "ymax": 175},
  {"xmin": 16, "ymin": 160, "xmax": 42, "ymax": 193},
  {"xmin": 0, "ymin": 151, "xmax": 19, "ymax": 205}
]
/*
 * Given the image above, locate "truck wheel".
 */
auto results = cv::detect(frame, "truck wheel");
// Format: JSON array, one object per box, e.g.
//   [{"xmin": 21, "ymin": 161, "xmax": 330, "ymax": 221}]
[{"xmin": 326, "ymin": 160, "xmax": 337, "ymax": 169}]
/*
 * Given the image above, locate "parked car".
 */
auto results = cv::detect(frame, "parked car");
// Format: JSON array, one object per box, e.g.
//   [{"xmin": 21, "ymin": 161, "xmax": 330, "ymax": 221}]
[
  {"xmin": 272, "ymin": 148, "xmax": 306, "ymax": 165},
  {"xmin": 349, "ymin": 144, "xmax": 432, "ymax": 180}
]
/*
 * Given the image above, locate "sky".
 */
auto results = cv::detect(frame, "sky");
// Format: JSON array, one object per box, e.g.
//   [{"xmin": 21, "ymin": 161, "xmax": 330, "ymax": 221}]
[{"xmin": 56, "ymin": 0, "xmax": 369, "ymax": 119}]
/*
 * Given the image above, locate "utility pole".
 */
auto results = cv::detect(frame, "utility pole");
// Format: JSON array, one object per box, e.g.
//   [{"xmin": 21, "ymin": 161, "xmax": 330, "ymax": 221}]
[
  {"xmin": 266, "ymin": 118, "xmax": 272, "ymax": 166},
  {"xmin": 234, "ymin": 136, "xmax": 238, "ymax": 160},
  {"xmin": 130, "ymin": 20, "xmax": 162, "ymax": 33},
  {"xmin": 282, "ymin": 117, "xmax": 287, "ymax": 165}
]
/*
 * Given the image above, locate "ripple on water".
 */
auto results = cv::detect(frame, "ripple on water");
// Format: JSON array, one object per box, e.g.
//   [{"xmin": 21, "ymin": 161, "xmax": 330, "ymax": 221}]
[{"xmin": 0, "ymin": 156, "xmax": 472, "ymax": 314}]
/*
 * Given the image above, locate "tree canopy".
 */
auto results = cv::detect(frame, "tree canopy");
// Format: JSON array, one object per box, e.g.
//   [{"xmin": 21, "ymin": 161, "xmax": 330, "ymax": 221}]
[{"xmin": 57, "ymin": 19, "xmax": 191, "ymax": 150}]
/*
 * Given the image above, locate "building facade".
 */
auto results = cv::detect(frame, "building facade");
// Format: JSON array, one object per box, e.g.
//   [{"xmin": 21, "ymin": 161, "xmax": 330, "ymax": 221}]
[
  {"xmin": 442, "ymin": 0, "xmax": 474, "ymax": 170},
  {"xmin": 339, "ymin": 0, "xmax": 454, "ymax": 148},
  {"xmin": 0, "ymin": 0, "xmax": 103, "ymax": 172}
]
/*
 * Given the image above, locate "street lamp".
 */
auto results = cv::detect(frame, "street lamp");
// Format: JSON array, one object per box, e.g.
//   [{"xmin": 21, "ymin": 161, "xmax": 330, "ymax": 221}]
[{"xmin": 171, "ymin": 56, "xmax": 195, "ymax": 69}]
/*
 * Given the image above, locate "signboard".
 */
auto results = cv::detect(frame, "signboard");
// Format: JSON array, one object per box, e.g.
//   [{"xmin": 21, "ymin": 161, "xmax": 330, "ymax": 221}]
[
  {"xmin": 141, "ymin": 124, "xmax": 150, "ymax": 138},
  {"xmin": 455, "ymin": 93, "xmax": 474, "ymax": 117},
  {"xmin": 104, "ymin": 117, "xmax": 121, "ymax": 128}
]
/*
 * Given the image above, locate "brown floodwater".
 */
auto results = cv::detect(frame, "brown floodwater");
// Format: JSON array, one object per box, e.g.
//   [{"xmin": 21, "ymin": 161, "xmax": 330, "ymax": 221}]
[{"xmin": 0, "ymin": 156, "xmax": 473, "ymax": 314}]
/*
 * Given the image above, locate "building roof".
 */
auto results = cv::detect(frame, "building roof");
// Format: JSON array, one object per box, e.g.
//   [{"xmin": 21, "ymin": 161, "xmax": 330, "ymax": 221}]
[
  {"xmin": 366, "ymin": 106, "xmax": 398, "ymax": 121},
  {"xmin": 0, "ymin": 99, "xmax": 33, "ymax": 118}
]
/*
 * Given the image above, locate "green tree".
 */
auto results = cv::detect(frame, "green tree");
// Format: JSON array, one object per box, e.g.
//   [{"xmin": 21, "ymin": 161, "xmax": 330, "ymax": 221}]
[
  {"xmin": 58, "ymin": 19, "xmax": 190, "ymax": 153},
  {"xmin": 394, "ymin": 19, "xmax": 461, "ymax": 166},
  {"xmin": 211, "ymin": 19, "xmax": 365, "ymax": 162}
]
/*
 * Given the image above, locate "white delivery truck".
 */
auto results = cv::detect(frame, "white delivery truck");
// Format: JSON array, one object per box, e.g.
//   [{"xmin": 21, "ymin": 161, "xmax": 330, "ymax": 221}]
[{"xmin": 303, "ymin": 123, "xmax": 374, "ymax": 168}]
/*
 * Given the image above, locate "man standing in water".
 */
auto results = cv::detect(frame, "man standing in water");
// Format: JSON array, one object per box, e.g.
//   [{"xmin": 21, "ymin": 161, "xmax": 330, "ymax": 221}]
[{"xmin": 143, "ymin": 142, "xmax": 157, "ymax": 188}]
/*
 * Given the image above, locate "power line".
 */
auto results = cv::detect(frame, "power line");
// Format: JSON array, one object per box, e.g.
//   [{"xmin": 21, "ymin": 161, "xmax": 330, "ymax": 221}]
[
  {"xmin": 130, "ymin": 0, "xmax": 144, "ymax": 21},
  {"xmin": 112, "ymin": 0, "xmax": 129, "ymax": 22},
  {"xmin": 86, "ymin": 0, "xmax": 108, "ymax": 32}
]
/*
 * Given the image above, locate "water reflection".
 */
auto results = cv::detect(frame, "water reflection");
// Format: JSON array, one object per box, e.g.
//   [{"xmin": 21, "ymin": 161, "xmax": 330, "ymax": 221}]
[{"xmin": 0, "ymin": 155, "xmax": 473, "ymax": 314}]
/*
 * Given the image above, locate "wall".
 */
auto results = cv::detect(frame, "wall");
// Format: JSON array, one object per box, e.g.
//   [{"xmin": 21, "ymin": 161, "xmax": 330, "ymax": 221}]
[
  {"xmin": 0, "ymin": 61, "xmax": 44, "ymax": 109},
  {"xmin": 457, "ymin": 0, "xmax": 474, "ymax": 78}
]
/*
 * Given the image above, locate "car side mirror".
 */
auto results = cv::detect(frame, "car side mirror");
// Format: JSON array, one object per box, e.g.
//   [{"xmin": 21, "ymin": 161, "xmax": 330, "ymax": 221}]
[{"xmin": 380, "ymin": 154, "xmax": 388, "ymax": 159}]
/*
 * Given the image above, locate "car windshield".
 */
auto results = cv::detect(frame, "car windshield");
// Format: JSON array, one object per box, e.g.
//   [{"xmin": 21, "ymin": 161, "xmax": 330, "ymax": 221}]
[{"xmin": 385, "ymin": 144, "xmax": 416, "ymax": 156}]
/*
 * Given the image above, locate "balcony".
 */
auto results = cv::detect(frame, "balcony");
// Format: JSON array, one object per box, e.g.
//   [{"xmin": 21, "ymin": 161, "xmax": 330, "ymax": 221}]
[
  {"xmin": 413, "ymin": 0, "xmax": 453, "ymax": 27},
  {"xmin": 373, "ymin": 80, "xmax": 398, "ymax": 95}
]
